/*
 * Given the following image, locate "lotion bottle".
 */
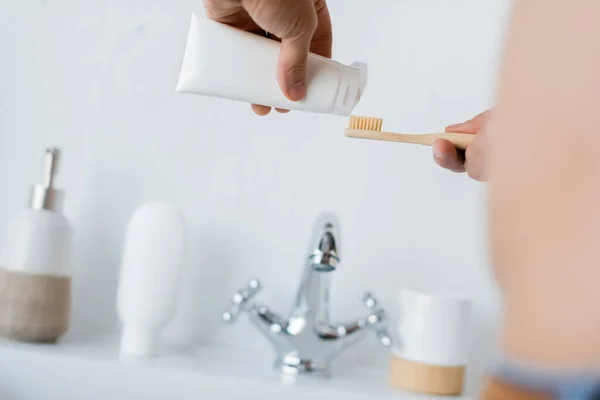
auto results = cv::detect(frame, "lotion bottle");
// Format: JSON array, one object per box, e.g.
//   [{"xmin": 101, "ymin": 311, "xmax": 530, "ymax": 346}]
[
  {"xmin": 117, "ymin": 202, "xmax": 186, "ymax": 357},
  {"xmin": 0, "ymin": 148, "xmax": 73, "ymax": 343},
  {"xmin": 176, "ymin": 13, "xmax": 367, "ymax": 116}
]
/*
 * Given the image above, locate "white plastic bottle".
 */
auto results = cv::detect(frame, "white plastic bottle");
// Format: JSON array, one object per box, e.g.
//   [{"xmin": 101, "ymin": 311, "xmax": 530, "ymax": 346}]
[
  {"xmin": 0, "ymin": 148, "xmax": 73, "ymax": 343},
  {"xmin": 176, "ymin": 13, "xmax": 367, "ymax": 116},
  {"xmin": 117, "ymin": 202, "xmax": 186, "ymax": 357}
]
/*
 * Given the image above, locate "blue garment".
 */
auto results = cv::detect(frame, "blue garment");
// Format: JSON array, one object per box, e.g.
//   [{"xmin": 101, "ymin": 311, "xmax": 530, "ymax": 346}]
[{"xmin": 495, "ymin": 359, "xmax": 600, "ymax": 400}]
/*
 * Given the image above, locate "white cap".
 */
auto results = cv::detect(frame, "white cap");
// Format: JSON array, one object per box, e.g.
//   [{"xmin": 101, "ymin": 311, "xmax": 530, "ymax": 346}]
[
  {"xmin": 120, "ymin": 325, "xmax": 159, "ymax": 357},
  {"xmin": 332, "ymin": 61, "xmax": 368, "ymax": 116}
]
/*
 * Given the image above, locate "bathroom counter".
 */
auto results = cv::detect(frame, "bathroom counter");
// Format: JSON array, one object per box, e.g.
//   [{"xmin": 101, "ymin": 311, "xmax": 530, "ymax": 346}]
[{"xmin": 0, "ymin": 337, "xmax": 474, "ymax": 400}]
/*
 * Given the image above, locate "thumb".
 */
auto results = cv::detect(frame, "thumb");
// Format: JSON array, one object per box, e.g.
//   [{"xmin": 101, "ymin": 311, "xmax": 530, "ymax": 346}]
[
  {"xmin": 278, "ymin": 34, "xmax": 313, "ymax": 101},
  {"xmin": 241, "ymin": 0, "xmax": 318, "ymax": 101},
  {"xmin": 446, "ymin": 110, "xmax": 492, "ymax": 134}
]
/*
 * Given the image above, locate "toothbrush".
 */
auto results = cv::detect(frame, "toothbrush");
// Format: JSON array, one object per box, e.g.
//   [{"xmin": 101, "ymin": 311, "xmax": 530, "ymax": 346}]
[{"xmin": 345, "ymin": 116, "xmax": 475, "ymax": 150}]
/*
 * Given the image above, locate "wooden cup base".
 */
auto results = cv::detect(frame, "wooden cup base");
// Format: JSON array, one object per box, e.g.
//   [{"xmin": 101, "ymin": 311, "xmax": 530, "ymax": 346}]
[
  {"xmin": 389, "ymin": 354, "xmax": 466, "ymax": 396},
  {"xmin": 0, "ymin": 267, "xmax": 71, "ymax": 343}
]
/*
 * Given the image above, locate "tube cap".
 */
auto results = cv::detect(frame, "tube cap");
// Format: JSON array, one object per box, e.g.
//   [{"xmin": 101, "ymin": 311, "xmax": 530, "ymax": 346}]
[
  {"xmin": 332, "ymin": 62, "xmax": 368, "ymax": 116},
  {"xmin": 120, "ymin": 325, "xmax": 159, "ymax": 357}
]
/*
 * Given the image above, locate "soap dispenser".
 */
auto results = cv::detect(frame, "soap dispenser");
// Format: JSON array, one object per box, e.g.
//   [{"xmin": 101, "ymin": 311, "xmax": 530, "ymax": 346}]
[{"xmin": 0, "ymin": 148, "xmax": 73, "ymax": 343}]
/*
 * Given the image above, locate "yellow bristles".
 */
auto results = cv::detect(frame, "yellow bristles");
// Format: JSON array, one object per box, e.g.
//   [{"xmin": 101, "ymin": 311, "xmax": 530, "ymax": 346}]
[{"xmin": 348, "ymin": 116, "xmax": 383, "ymax": 131}]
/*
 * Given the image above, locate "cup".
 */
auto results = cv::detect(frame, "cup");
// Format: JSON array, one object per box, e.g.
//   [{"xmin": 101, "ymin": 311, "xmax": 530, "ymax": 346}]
[{"xmin": 388, "ymin": 288, "xmax": 472, "ymax": 395}]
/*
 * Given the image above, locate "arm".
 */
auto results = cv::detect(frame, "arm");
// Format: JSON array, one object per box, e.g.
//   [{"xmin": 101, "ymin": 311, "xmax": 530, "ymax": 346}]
[
  {"xmin": 436, "ymin": 0, "xmax": 600, "ymax": 370},
  {"xmin": 490, "ymin": 0, "xmax": 600, "ymax": 366}
]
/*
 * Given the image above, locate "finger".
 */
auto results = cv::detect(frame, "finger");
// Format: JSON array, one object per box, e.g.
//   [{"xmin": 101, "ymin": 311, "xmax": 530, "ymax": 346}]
[
  {"xmin": 204, "ymin": 0, "xmax": 259, "ymax": 30},
  {"xmin": 275, "ymin": 108, "xmax": 290, "ymax": 113},
  {"xmin": 464, "ymin": 132, "xmax": 487, "ymax": 181},
  {"xmin": 464, "ymin": 156, "xmax": 486, "ymax": 181},
  {"xmin": 464, "ymin": 159, "xmax": 484, "ymax": 181},
  {"xmin": 310, "ymin": 0, "xmax": 333, "ymax": 58},
  {"xmin": 433, "ymin": 139, "xmax": 465, "ymax": 173},
  {"xmin": 277, "ymin": 34, "xmax": 313, "ymax": 101},
  {"xmin": 242, "ymin": 0, "xmax": 317, "ymax": 101},
  {"xmin": 445, "ymin": 109, "xmax": 492, "ymax": 133},
  {"xmin": 251, "ymin": 104, "xmax": 272, "ymax": 115}
]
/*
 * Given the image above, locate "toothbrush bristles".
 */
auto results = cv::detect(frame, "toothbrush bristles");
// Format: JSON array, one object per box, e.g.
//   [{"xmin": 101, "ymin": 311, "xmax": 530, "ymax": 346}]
[{"xmin": 349, "ymin": 116, "xmax": 383, "ymax": 131}]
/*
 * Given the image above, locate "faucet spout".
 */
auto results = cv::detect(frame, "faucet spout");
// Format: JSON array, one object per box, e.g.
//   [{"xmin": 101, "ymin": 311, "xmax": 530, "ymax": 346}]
[
  {"xmin": 289, "ymin": 213, "xmax": 340, "ymax": 333},
  {"xmin": 307, "ymin": 212, "xmax": 340, "ymax": 272}
]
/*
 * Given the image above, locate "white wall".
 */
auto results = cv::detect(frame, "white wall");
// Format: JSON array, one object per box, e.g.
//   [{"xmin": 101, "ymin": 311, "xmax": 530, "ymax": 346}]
[{"xmin": 0, "ymin": 0, "xmax": 511, "ymax": 370}]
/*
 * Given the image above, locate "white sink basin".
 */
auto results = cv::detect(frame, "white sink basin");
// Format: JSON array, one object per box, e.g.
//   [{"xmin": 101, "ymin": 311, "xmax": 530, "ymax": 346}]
[{"xmin": 0, "ymin": 337, "xmax": 474, "ymax": 400}]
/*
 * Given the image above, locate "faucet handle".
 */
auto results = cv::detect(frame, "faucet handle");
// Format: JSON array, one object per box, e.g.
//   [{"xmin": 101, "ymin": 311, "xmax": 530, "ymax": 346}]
[
  {"xmin": 363, "ymin": 292, "xmax": 384, "ymax": 315},
  {"xmin": 222, "ymin": 278, "xmax": 262, "ymax": 323},
  {"xmin": 363, "ymin": 292, "xmax": 393, "ymax": 347}
]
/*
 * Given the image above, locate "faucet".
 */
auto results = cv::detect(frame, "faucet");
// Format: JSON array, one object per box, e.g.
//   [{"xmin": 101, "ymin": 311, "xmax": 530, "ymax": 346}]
[{"xmin": 222, "ymin": 212, "xmax": 392, "ymax": 377}]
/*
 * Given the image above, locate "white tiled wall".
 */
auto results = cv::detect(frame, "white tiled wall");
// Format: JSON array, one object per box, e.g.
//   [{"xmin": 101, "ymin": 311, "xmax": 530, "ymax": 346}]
[{"xmin": 0, "ymin": 0, "xmax": 511, "ymax": 369}]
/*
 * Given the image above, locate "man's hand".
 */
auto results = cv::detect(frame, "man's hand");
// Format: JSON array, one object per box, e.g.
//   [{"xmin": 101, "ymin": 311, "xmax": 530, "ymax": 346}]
[
  {"xmin": 204, "ymin": 0, "xmax": 333, "ymax": 115},
  {"xmin": 433, "ymin": 110, "xmax": 491, "ymax": 181}
]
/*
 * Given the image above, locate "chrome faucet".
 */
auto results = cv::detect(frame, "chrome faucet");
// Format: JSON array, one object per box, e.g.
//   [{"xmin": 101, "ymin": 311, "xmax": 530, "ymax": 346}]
[{"xmin": 222, "ymin": 212, "xmax": 392, "ymax": 377}]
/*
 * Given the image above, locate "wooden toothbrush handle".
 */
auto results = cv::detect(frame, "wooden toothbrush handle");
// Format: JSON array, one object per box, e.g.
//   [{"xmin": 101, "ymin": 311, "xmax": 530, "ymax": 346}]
[
  {"xmin": 423, "ymin": 132, "xmax": 474, "ymax": 150},
  {"xmin": 345, "ymin": 129, "xmax": 475, "ymax": 150}
]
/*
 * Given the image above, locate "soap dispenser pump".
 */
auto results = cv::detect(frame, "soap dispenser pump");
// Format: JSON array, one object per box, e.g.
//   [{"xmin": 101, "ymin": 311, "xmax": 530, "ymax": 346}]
[{"xmin": 0, "ymin": 148, "xmax": 73, "ymax": 343}]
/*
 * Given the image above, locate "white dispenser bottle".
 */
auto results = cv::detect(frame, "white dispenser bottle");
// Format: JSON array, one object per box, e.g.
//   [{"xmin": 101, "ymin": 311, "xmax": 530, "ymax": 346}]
[
  {"xmin": 0, "ymin": 148, "xmax": 73, "ymax": 342},
  {"xmin": 117, "ymin": 202, "xmax": 186, "ymax": 357},
  {"xmin": 176, "ymin": 13, "xmax": 367, "ymax": 116}
]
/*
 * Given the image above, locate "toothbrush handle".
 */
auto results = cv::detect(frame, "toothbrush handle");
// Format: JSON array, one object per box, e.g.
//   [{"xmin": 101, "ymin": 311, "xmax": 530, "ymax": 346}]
[
  {"xmin": 345, "ymin": 129, "xmax": 475, "ymax": 150},
  {"xmin": 423, "ymin": 132, "xmax": 474, "ymax": 150}
]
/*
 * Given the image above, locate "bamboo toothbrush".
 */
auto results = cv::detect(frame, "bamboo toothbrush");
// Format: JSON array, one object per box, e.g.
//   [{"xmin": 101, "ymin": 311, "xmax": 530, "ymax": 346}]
[{"xmin": 345, "ymin": 116, "xmax": 475, "ymax": 150}]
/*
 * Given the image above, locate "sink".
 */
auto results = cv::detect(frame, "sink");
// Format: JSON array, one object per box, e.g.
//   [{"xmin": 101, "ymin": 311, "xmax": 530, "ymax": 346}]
[{"xmin": 0, "ymin": 337, "xmax": 473, "ymax": 400}]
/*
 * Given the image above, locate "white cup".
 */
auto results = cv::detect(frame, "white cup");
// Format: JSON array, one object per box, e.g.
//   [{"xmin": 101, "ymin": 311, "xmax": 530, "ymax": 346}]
[
  {"xmin": 389, "ymin": 288, "xmax": 472, "ymax": 395},
  {"xmin": 395, "ymin": 288, "xmax": 472, "ymax": 365}
]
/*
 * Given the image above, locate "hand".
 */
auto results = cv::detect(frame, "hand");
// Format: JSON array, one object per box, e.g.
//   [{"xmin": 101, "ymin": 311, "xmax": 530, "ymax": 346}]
[
  {"xmin": 204, "ymin": 0, "xmax": 333, "ymax": 115},
  {"xmin": 432, "ymin": 110, "xmax": 491, "ymax": 181}
]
